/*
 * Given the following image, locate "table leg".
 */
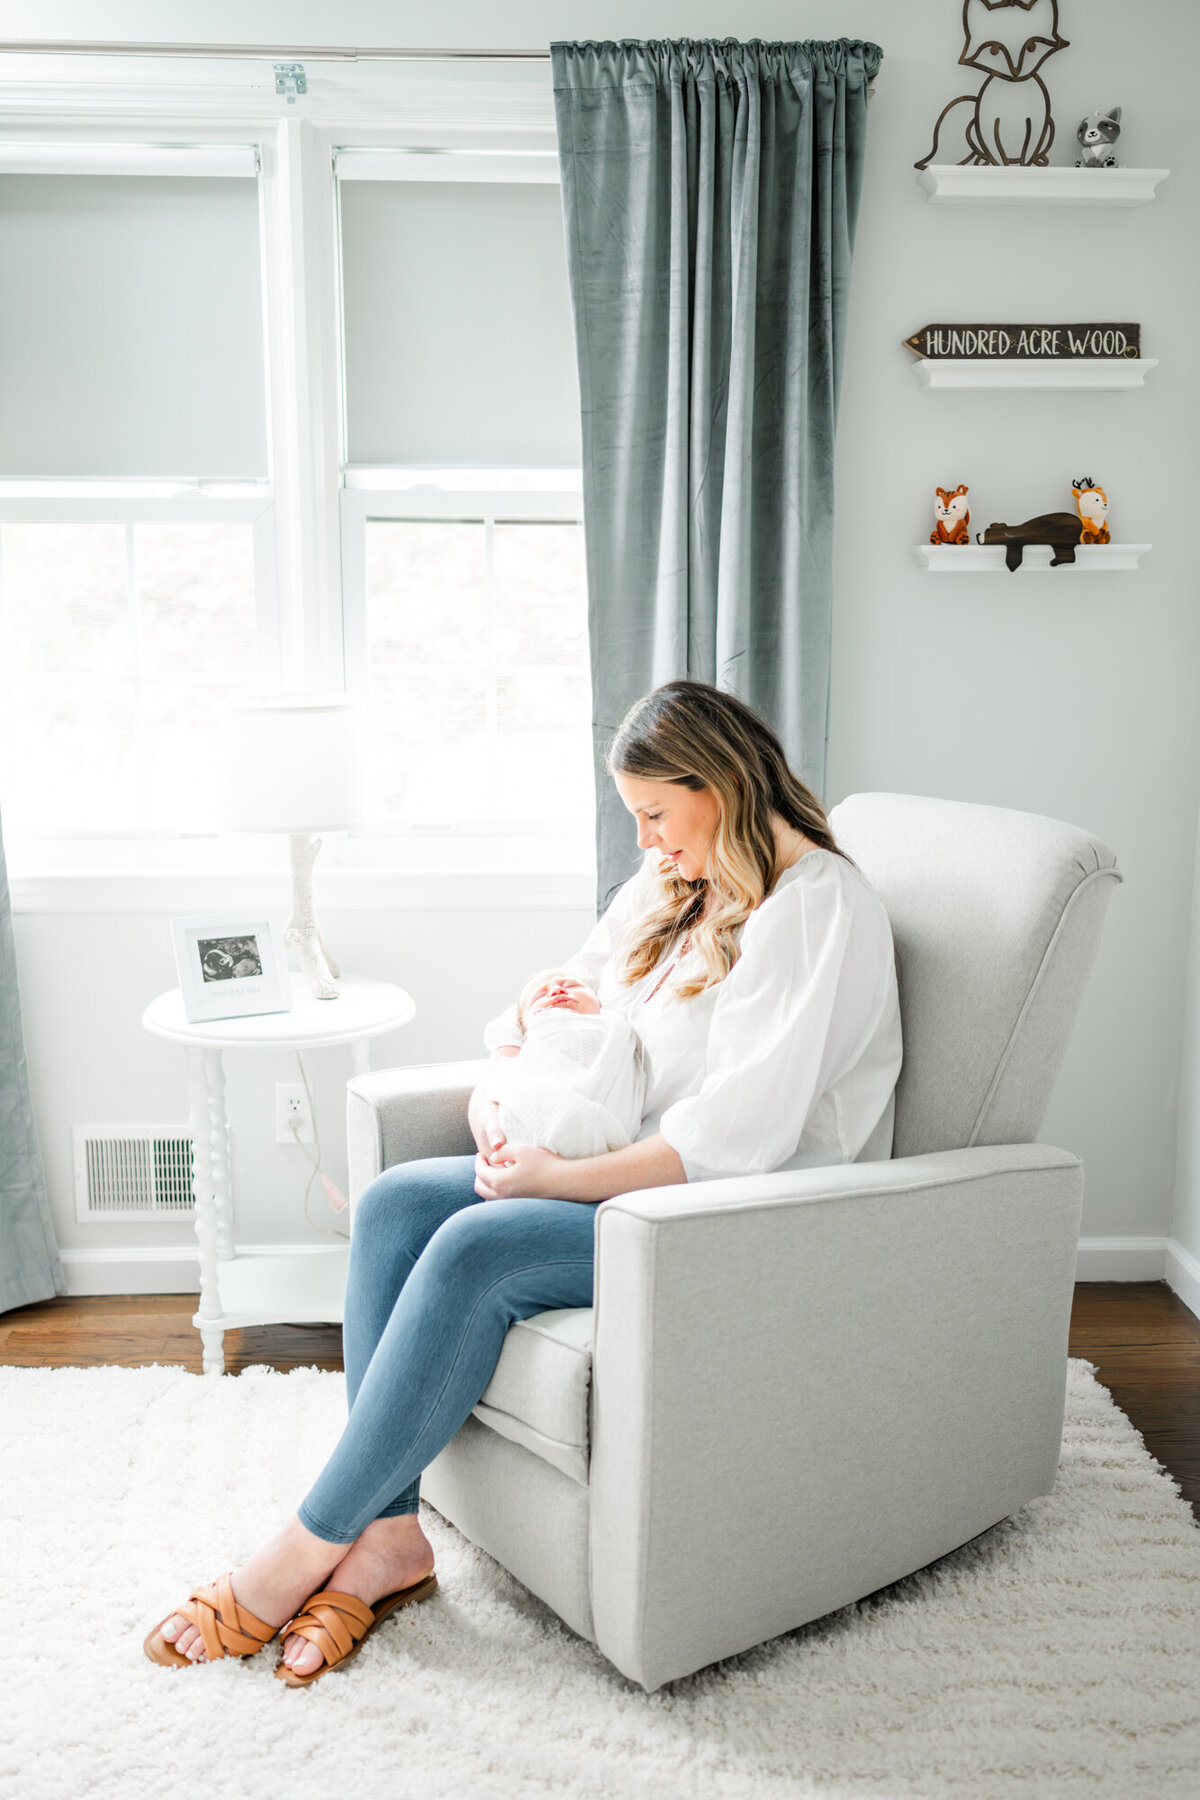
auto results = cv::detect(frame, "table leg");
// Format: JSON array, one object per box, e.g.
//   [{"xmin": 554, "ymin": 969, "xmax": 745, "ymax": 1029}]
[
  {"xmin": 350, "ymin": 1035, "xmax": 371, "ymax": 1078},
  {"xmin": 186, "ymin": 1047, "xmax": 225, "ymax": 1376},
  {"xmin": 206, "ymin": 1048, "xmax": 235, "ymax": 1263}
]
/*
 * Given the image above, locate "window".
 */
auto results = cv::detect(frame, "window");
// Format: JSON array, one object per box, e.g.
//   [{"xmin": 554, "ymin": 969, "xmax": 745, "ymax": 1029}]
[
  {"xmin": 0, "ymin": 127, "xmax": 593, "ymax": 884},
  {"xmin": 341, "ymin": 473, "xmax": 590, "ymax": 832},
  {"xmin": 0, "ymin": 150, "xmax": 277, "ymax": 856},
  {"xmin": 336, "ymin": 156, "xmax": 591, "ymax": 850},
  {"xmin": 337, "ymin": 165, "xmax": 580, "ymax": 468},
  {"xmin": 0, "ymin": 501, "xmax": 276, "ymax": 837},
  {"xmin": 0, "ymin": 170, "xmax": 268, "ymax": 479}
]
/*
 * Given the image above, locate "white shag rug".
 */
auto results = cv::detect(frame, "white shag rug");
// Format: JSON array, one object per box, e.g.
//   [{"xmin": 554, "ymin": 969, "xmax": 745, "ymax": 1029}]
[{"xmin": 1, "ymin": 1358, "xmax": 1198, "ymax": 1800}]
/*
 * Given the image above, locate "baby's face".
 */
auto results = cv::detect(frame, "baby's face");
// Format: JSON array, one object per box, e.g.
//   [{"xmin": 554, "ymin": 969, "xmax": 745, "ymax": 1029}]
[{"xmin": 520, "ymin": 971, "xmax": 602, "ymax": 1025}]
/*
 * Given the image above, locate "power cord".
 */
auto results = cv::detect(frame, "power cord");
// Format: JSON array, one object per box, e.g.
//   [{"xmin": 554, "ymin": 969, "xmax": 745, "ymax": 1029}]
[{"xmin": 286, "ymin": 1049, "xmax": 351, "ymax": 1241}]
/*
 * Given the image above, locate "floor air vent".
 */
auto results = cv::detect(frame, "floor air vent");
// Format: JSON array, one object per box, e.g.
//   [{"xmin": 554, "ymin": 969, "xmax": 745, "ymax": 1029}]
[{"xmin": 73, "ymin": 1126, "xmax": 195, "ymax": 1222}]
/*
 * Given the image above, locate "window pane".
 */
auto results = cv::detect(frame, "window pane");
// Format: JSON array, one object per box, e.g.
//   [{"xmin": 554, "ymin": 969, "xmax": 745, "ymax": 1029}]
[
  {"xmin": 0, "ymin": 173, "xmax": 267, "ymax": 479},
  {"xmin": 4, "ymin": 522, "xmax": 130, "ymax": 673},
  {"xmin": 368, "ymin": 668, "xmax": 488, "ymax": 823},
  {"xmin": 493, "ymin": 521, "xmax": 587, "ymax": 664},
  {"xmin": 496, "ymin": 668, "xmax": 593, "ymax": 819},
  {"xmin": 361, "ymin": 510, "xmax": 593, "ymax": 828},
  {"xmin": 341, "ymin": 180, "xmax": 580, "ymax": 468},
  {"xmin": 1, "ymin": 518, "xmax": 266, "ymax": 835},
  {"xmin": 135, "ymin": 523, "xmax": 257, "ymax": 675},
  {"xmin": 366, "ymin": 521, "xmax": 485, "ymax": 666},
  {"xmin": 142, "ymin": 677, "xmax": 258, "ymax": 831},
  {"xmin": 5, "ymin": 677, "xmax": 138, "ymax": 832}
]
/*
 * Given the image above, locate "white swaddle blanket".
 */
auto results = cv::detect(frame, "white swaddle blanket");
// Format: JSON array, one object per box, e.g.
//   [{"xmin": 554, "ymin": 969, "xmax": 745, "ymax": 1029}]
[{"xmin": 487, "ymin": 1008, "xmax": 647, "ymax": 1159}]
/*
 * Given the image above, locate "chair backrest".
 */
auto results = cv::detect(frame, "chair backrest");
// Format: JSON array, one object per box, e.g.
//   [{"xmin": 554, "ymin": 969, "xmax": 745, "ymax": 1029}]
[{"xmin": 828, "ymin": 792, "xmax": 1122, "ymax": 1158}]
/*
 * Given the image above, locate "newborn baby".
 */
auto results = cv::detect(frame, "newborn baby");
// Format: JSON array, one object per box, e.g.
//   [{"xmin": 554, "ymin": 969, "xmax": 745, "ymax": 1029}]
[{"xmin": 486, "ymin": 968, "xmax": 647, "ymax": 1159}]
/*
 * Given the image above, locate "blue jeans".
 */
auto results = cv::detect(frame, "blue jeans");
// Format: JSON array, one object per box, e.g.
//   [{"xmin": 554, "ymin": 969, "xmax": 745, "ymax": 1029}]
[{"xmin": 297, "ymin": 1154, "xmax": 601, "ymax": 1544}]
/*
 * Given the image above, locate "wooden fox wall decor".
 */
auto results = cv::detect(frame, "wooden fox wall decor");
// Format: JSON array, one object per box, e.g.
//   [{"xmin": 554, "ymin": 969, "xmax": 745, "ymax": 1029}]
[{"xmin": 915, "ymin": 0, "xmax": 1070, "ymax": 170}]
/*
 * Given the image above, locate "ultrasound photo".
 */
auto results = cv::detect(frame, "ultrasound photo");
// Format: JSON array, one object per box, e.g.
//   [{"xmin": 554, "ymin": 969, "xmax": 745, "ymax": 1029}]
[{"xmin": 197, "ymin": 934, "xmax": 264, "ymax": 983}]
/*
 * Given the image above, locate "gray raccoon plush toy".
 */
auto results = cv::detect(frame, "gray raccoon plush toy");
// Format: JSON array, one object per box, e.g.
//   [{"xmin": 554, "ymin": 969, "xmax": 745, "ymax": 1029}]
[{"xmin": 1076, "ymin": 107, "xmax": 1121, "ymax": 168}]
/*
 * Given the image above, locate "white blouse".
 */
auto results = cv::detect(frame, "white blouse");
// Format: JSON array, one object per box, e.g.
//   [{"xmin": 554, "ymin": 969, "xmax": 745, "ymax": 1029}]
[{"xmin": 481, "ymin": 846, "xmax": 903, "ymax": 1184}]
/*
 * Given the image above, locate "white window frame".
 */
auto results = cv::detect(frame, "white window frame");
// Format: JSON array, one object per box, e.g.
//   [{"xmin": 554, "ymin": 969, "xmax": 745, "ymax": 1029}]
[{"xmin": 0, "ymin": 87, "xmax": 593, "ymax": 906}]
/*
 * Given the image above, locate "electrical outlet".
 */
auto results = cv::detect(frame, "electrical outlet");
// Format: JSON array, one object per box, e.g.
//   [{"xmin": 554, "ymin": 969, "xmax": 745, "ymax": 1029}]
[{"xmin": 275, "ymin": 1082, "xmax": 315, "ymax": 1145}]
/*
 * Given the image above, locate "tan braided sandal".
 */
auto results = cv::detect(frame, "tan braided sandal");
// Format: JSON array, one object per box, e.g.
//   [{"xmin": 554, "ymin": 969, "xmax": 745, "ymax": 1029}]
[
  {"xmin": 274, "ymin": 1575, "xmax": 439, "ymax": 1687},
  {"xmin": 143, "ymin": 1570, "xmax": 279, "ymax": 1669}
]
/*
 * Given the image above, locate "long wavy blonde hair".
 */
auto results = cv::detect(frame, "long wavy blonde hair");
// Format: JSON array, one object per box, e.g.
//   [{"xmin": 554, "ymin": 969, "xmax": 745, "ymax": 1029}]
[{"xmin": 605, "ymin": 680, "xmax": 853, "ymax": 1002}]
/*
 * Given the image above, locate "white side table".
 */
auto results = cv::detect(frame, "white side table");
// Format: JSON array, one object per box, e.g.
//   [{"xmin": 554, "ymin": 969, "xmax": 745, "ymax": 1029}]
[{"xmin": 142, "ymin": 974, "xmax": 416, "ymax": 1375}]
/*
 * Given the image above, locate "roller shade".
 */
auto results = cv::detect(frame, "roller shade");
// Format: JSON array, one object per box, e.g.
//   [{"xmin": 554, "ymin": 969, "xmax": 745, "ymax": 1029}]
[
  {"xmin": 0, "ymin": 173, "xmax": 268, "ymax": 478},
  {"xmin": 339, "ymin": 178, "xmax": 581, "ymax": 468}
]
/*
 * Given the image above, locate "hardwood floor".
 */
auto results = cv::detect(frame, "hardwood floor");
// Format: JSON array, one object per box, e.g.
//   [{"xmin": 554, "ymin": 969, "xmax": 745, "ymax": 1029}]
[
  {"xmin": 0, "ymin": 1292, "xmax": 345, "ymax": 1375},
  {"xmin": 2, "ymin": 1282, "xmax": 1197, "ymax": 1523}
]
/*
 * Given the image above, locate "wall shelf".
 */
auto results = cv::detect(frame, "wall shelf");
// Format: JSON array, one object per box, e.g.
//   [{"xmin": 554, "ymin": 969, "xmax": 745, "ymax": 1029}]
[
  {"xmin": 912, "ymin": 543, "xmax": 1151, "ymax": 573},
  {"xmin": 916, "ymin": 165, "xmax": 1170, "ymax": 206},
  {"xmin": 911, "ymin": 357, "xmax": 1157, "ymax": 391}
]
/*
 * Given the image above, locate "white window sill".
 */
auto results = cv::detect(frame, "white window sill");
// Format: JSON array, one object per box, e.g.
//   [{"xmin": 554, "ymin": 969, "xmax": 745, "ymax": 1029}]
[
  {"xmin": 7, "ymin": 828, "xmax": 597, "ymax": 913},
  {"xmin": 9, "ymin": 866, "xmax": 595, "ymax": 914}
]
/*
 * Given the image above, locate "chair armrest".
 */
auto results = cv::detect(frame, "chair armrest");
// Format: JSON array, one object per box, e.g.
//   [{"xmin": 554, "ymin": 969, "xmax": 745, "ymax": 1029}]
[
  {"xmin": 346, "ymin": 1059, "xmax": 487, "ymax": 1212},
  {"xmin": 588, "ymin": 1142, "xmax": 1083, "ymax": 1691}
]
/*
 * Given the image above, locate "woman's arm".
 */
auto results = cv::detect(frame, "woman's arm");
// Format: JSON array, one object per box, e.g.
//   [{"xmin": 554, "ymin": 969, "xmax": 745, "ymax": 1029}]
[{"xmin": 472, "ymin": 1131, "xmax": 686, "ymax": 1203}]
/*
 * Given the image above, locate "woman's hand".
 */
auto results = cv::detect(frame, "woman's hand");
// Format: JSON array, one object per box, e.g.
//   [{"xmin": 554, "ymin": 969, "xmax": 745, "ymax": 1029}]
[
  {"xmin": 473, "ymin": 1141, "xmax": 569, "ymax": 1201},
  {"xmin": 467, "ymin": 1081, "xmax": 509, "ymax": 1163}
]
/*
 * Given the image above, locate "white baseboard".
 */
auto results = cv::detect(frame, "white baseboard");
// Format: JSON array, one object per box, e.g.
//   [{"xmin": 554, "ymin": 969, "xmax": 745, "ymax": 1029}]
[
  {"xmin": 54, "ymin": 1235, "xmax": 1200, "ymax": 1324},
  {"xmin": 57, "ymin": 1243, "xmax": 346, "ymax": 1298},
  {"xmin": 1073, "ymin": 1236, "xmax": 1170, "ymax": 1282},
  {"xmin": 1165, "ymin": 1237, "xmax": 1200, "ymax": 1322}
]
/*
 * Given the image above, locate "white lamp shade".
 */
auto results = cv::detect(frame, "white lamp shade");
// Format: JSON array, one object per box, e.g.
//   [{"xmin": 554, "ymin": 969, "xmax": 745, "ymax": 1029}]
[{"xmin": 222, "ymin": 696, "xmax": 363, "ymax": 833}]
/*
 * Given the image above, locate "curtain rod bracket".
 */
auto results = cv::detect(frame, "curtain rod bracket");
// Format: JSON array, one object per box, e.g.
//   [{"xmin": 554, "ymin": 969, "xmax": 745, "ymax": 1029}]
[{"xmin": 273, "ymin": 62, "xmax": 306, "ymax": 103}]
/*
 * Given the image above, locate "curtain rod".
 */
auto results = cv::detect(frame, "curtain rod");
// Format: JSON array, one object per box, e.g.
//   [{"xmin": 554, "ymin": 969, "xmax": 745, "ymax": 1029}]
[{"xmin": 0, "ymin": 42, "xmax": 553, "ymax": 62}]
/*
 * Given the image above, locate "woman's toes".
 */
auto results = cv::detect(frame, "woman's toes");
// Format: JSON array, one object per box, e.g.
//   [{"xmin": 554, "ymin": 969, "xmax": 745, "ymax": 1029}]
[
  {"xmin": 283, "ymin": 1635, "xmax": 324, "ymax": 1675},
  {"xmin": 160, "ymin": 1613, "xmax": 188, "ymax": 1642},
  {"xmin": 176, "ymin": 1624, "xmax": 203, "ymax": 1660}
]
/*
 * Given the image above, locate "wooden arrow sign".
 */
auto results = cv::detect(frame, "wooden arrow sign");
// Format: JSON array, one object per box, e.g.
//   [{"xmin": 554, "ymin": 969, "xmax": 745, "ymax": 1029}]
[{"xmin": 903, "ymin": 323, "xmax": 1140, "ymax": 359}]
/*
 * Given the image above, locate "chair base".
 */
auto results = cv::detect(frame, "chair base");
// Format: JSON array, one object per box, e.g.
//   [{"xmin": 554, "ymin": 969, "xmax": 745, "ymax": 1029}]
[{"xmin": 423, "ymin": 1414, "xmax": 597, "ymax": 1648}]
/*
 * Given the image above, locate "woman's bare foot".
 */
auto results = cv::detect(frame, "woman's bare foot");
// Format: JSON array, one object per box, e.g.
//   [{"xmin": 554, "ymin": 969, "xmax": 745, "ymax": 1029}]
[
  {"xmin": 158, "ymin": 1515, "xmax": 353, "ymax": 1663},
  {"xmin": 280, "ymin": 1512, "xmax": 436, "ymax": 1677}
]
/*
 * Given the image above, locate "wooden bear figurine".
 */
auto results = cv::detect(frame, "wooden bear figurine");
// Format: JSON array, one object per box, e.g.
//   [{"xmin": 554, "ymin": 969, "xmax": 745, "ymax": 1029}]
[
  {"xmin": 976, "ymin": 513, "xmax": 1084, "ymax": 571},
  {"xmin": 1073, "ymin": 476, "xmax": 1110, "ymax": 544},
  {"xmin": 930, "ymin": 484, "xmax": 971, "ymax": 545}
]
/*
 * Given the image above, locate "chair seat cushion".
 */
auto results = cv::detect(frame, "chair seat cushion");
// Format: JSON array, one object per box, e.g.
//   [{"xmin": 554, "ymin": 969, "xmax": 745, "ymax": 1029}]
[{"xmin": 471, "ymin": 1306, "xmax": 593, "ymax": 1486}]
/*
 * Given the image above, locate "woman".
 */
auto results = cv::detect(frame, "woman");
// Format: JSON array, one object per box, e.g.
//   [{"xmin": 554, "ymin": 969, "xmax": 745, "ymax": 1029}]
[{"xmin": 144, "ymin": 679, "xmax": 902, "ymax": 1684}]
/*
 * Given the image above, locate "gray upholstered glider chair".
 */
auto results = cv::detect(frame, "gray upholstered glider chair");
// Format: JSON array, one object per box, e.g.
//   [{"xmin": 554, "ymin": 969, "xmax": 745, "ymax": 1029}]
[{"xmin": 345, "ymin": 793, "xmax": 1121, "ymax": 1693}]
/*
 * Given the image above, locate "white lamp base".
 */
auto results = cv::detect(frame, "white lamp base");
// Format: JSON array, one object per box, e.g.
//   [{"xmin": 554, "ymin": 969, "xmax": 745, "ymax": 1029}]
[{"xmin": 283, "ymin": 832, "xmax": 341, "ymax": 1000}]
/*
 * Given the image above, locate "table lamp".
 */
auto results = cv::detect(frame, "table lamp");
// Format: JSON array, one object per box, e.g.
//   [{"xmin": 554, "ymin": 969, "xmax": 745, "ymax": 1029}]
[{"xmin": 222, "ymin": 695, "xmax": 362, "ymax": 1000}]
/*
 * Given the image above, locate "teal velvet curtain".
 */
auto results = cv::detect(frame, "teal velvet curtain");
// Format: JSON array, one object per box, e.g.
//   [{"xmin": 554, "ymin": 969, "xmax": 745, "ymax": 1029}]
[
  {"xmin": 0, "ymin": 809, "xmax": 64, "ymax": 1314},
  {"xmin": 551, "ymin": 37, "xmax": 882, "ymax": 911}
]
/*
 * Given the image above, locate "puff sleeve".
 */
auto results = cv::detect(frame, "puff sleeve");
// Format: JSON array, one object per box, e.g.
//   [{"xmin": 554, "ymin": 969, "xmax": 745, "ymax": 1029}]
[
  {"xmin": 657, "ymin": 858, "xmax": 896, "ymax": 1181},
  {"xmin": 481, "ymin": 850, "xmax": 659, "ymax": 1051}
]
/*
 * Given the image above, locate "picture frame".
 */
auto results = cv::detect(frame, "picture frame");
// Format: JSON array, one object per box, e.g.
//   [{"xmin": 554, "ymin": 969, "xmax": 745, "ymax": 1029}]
[{"xmin": 170, "ymin": 913, "xmax": 292, "ymax": 1024}]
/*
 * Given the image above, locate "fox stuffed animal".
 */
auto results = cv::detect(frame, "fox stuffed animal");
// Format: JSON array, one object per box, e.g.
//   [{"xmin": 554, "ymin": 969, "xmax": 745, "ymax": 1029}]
[
  {"xmin": 1072, "ymin": 477, "xmax": 1110, "ymax": 545},
  {"xmin": 930, "ymin": 484, "xmax": 971, "ymax": 545}
]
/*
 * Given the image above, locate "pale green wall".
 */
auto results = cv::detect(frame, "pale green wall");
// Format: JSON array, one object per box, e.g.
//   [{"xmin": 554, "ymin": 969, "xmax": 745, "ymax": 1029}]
[{"xmin": 8, "ymin": 0, "xmax": 1200, "ymax": 1280}]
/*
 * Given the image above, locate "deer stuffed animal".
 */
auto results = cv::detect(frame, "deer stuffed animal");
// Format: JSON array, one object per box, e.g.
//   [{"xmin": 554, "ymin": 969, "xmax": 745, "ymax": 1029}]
[{"xmin": 1072, "ymin": 477, "xmax": 1110, "ymax": 545}]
